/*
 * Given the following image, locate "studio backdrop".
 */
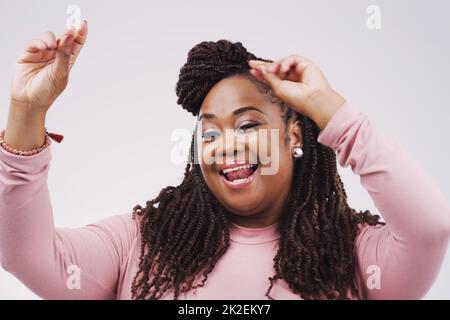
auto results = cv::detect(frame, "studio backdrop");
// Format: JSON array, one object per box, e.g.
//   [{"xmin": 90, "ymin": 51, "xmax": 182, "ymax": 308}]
[{"xmin": 0, "ymin": 0, "xmax": 449, "ymax": 299}]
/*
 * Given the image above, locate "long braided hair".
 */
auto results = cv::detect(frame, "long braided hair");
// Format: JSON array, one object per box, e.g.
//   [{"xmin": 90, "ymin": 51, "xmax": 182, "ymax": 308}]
[{"xmin": 131, "ymin": 40, "xmax": 383, "ymax": 300}]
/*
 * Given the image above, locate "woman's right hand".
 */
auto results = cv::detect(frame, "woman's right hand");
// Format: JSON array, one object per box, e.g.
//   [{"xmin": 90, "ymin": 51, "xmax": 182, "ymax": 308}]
[{"xmin": 11, "ymin": 20, "xmax": 88, "ymax": 113}]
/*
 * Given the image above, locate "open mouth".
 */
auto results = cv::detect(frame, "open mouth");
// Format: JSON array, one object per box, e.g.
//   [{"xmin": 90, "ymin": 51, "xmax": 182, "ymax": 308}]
[{"xmin": 219, "ymin": 163, "xmax": 259, "ymax": 189}]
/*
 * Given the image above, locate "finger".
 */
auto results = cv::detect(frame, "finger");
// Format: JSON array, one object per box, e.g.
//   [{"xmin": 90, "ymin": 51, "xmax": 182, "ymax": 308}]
[
  {"xmin": 276, "ymin": 57, "xmax": 293, "ymax": 80},
  {"xmin": 42, "ymin": 31, "xmax": 57, "ymax": 50},
  {"xmin": 250, "ymin": 56, "xmax": 313, "ymax": 70},
  {"xmin": 286, "ymin": 70, "xmax": 301, "ymax": 82},
  {"xmin": 266, "ymin": 62, "xmax": 281, "ymax": 73},
  {"xmin": 19, "ymin": 49, "xmax": 55, "ymax": 64},
  {"xmin": 19, "ymin": 39, "xmax": 53, "ymax": 63},
  {"xmin": 293, "ymin": 60, "xmax": 313, "ymax": 77},
  {"xmin": 276, "ymin": 56, "xmax": 302, "ymax": 80},
  {"xmin": 249, "ymin": 68, "xmax": 266, "ymax": 83},
  {"xmin": 263, "ymin": 57, "xmax": 295, "ymax": 80},
  {"xmin": 290, "ymin": 55, "xmax": 315, "ymax": 76},
  {"xmin": 280, "ymin": 55, "xmax": 315, "ymax": 82},
  {"xmin": 248, "ymin": 59, "xmax": 273, "ymax": 69},
  {"xmin": 249, "ymin": 59, "xmax": 289, "ymax": 79},
  {"xmin": 25, "ymin": 39, "xmax": 47, "ymax": 53},
  {"xmin": 289, "ymin": 54, "xmax": 314, "ymax": 66},
  {"xmin": 248, "ymin": 59, "xmax": 266, "ymax": 66},
  {"xmin": 70, "ymin": 19, "xmax": 88, "ymax": 58},
  {"xmin": 54, "ymin": 34, "xmax": 74, "ymax": 77},
  {"xmin": 66, "ymin": 20, "xmax": 88, "ymax": 69},
  {"xmin": 280, "ymin": 56, "xmax": 298, "ymax": 74},
  {"xmin": 258, "ymin": 66, "xmax": 282, "ymax": 93}
]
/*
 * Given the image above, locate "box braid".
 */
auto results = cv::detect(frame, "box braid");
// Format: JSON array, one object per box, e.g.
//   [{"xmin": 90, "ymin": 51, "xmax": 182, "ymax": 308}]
[{"xmin": 130, "ymin": 40, "xmax": 383, "ymax": 300}]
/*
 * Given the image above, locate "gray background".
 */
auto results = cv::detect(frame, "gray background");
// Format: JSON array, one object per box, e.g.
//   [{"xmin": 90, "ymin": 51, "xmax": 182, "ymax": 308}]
[{"xmin": 0, "ymin": 0, "xmax": 449, "ymax": 299}]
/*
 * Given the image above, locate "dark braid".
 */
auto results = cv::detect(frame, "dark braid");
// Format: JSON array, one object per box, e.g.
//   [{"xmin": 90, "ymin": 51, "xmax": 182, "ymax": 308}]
[
  {"xmin": 176, "ymin": 40, "xmax": 272, "ymax": 116},
  {"xmin": 131, "ymin": 40, "xmax": 383, "ymax": 300}
]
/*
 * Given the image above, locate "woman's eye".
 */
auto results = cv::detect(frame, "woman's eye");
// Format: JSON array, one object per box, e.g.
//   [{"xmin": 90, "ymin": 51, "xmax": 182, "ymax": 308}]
[
  {"xmin": 202, "ymin": 129, "xmax": 221, "ymax": 142},
  {"xmin": 237, "ymin": 122, "xmax": 259, "ymax": 133}
]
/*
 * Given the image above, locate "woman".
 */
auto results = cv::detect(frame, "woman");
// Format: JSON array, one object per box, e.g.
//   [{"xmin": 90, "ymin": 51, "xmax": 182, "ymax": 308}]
[{"xmin": 0, "ymin": 21, "xmax": 449, "ymax": 300}]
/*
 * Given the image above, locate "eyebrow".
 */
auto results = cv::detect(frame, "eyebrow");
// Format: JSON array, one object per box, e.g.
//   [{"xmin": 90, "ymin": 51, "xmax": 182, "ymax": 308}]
[{"xmin": 198, "ymin": 106, "xmax": 265, "ymax": 121}]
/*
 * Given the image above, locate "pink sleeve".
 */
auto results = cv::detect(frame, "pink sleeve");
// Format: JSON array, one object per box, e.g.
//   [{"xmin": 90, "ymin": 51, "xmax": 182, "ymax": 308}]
[
  {"xmin": 0, "ymin": 140, "xmax": 138, "ymax": 299},
  {"xmin": 317, "ymin": 101, "xmax": 450, "ymax": 299}
]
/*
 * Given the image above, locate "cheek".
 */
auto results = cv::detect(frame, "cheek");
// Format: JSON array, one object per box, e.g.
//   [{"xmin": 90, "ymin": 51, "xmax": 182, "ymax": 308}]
[
  {"xmin": 200, "ymin": 141, "xmax": 216, "ymax": 167},
  {"xmin": 199, "ymin": 155, "xmax": 216, "ymax": 183},
  {"xmin": 199, "ymin": 163, "xmax": 220, "ymax": 200},
  {"xmin": 255, "ymin": 128, "xmax": 291, "ymax": 176}
]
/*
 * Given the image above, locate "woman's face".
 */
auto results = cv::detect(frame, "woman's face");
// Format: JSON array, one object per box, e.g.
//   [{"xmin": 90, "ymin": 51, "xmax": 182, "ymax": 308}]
[{"xmin": 198, "ymin": 75, "xmax": 302, "ymax": 226}]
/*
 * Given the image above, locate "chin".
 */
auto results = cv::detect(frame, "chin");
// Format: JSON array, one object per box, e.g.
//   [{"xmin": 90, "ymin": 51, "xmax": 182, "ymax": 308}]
[{"xmin": 220, "ymin": 193, "xmax": 265, "ymax": 216}]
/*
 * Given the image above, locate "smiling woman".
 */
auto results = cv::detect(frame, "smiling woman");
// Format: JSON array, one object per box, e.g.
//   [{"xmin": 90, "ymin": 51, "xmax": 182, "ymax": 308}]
[
  {"xmin": 1, "ymin": 27, "xmax": 450, "ymax": 300},
  {"xmin": 130, "ymin": 40, "xmax": 384, "ymax": 300}
]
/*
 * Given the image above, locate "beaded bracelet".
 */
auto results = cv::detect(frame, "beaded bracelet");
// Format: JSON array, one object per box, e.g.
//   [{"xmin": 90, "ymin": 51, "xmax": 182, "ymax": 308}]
[{"xmin": 0, "ymin": 128, "xmax": 64, "ymax": 156}]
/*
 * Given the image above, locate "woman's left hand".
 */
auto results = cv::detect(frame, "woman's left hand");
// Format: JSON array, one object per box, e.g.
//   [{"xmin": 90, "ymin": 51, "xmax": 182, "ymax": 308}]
[{"xmin": 248, "ymin": 55, "xmax": 346, "ymax": 130}]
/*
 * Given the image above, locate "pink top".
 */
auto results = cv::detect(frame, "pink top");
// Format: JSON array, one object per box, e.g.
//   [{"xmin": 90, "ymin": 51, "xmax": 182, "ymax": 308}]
[{"xmin": 1, "ymin": 101, "xmax": 449, "ymax": 299}]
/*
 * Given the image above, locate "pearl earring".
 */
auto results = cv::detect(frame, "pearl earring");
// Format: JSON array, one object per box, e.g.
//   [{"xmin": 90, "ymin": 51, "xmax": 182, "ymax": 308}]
[{"xmin": 292, "ymin": 146, "xmax": 304, "ymax": 159}]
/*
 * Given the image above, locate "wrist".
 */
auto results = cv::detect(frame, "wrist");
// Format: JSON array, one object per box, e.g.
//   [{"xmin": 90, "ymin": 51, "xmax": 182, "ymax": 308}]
[
  {"xmin": 10, "ymin": 98, "xmax": 49, "ymax": 117},
  {"xmin": 307, "ymin": 88, "xmax": 345, "ymax": 130},
  {"xmin": 4, "ymin": 100, "xmax": 47, "ymax": 150}
]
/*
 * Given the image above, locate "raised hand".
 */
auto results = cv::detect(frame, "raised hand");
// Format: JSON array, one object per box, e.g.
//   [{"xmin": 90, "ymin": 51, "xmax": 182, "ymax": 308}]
[
  {"xmin": 3, "ymin": 21, "xmax": 88, "ymax": 151},
  {"xmin": 248, "ymin": 55, "xmax": 345, "ymax": 130},
  {"xmin": 11, "ymin": 20, "xmax": 88, "ymax": 113}
]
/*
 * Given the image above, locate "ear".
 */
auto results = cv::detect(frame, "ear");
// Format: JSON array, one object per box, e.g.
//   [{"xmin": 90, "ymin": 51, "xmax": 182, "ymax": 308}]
[{"xmin": 288, "ymin": 120, "xmax": 303, "ymax": 149}]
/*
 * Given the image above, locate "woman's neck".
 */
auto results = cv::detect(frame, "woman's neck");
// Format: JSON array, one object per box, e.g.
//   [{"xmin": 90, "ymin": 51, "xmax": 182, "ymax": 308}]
[
  {"xmin": 226, "ymin": 194, "xmax": 287, "ymax": 228},
  {"xmin": 228, "ymin": 212, "xmax": 281, "ymax": 228}
]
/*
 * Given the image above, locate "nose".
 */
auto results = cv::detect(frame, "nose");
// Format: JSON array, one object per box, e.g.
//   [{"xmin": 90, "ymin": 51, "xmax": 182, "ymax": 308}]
[{"xmin": 216, "ymin": 130, "xmax": 247, "ymax": 165}]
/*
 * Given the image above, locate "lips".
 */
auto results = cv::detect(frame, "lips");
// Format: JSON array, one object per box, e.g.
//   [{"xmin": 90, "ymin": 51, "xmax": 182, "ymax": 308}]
[{"xmin": 222, "ymin": 164, "xmax": 257, "ymax": 180}]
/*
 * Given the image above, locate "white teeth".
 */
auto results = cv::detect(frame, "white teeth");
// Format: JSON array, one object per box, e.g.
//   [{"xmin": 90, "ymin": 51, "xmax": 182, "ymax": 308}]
[
  {"xmin": 229, "ymin": 177, "xmax": 249, "ymax": 184},
  {"xmin": 222, "ymin": 164, "xmax": 255, "ymax": 174}
]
